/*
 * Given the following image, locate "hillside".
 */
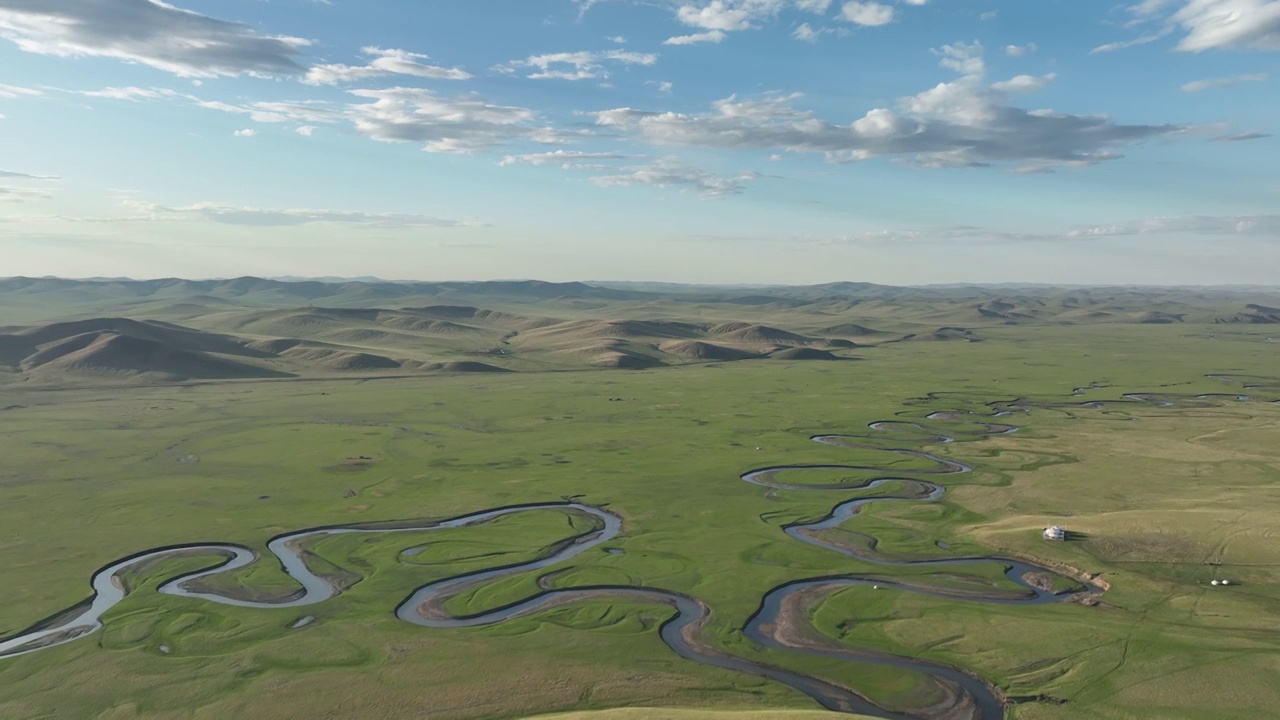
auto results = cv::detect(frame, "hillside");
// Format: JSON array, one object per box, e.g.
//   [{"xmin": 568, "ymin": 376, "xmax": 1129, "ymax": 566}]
[
  {"xmin": 0, "ymin": 276, "xmax": 1277, "ymax": 385},
  {"xmin": 0, "ymin": 306, "xmax": 868, "ymax": 384},
  {"xmin": 23, "ymin": 333, "xmax": 284, "ymax": 380},
  {"xmin": 1, "ymin": 277, "xmax": 1277, "ymax": 329},
  {"xmin": 0, "ymin": 319, "xmax": 286, "ymax": 381}
]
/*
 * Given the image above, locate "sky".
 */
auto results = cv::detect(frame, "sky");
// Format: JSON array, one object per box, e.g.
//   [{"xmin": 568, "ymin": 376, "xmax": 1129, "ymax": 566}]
[{"xmin": 0, "ymin": 0, "xmax": 1277, "ymax": 286}]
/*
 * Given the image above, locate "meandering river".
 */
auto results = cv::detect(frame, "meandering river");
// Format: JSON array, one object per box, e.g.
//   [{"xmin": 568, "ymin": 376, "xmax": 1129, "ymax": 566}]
[{"xmin": 4, "ymin": 376, "xmax": 1274, "ymax": 719}]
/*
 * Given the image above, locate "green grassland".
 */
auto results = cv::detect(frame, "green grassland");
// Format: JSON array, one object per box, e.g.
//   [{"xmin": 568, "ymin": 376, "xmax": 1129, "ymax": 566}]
[
  {"xmin": 2, "ymin": 277, "xmax": 1277, "ymax": 383},
  {"xmin": 524, "ymin": 711, "xmax": 873, "ymax": 720},
  {"xmin": 0, "ymin": 320, "xmax": 1277, "ymax": 719}
]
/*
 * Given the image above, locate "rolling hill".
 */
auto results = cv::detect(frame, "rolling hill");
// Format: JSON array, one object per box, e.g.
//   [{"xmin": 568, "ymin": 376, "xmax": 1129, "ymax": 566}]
[
  {"xmin": 1, "ymin": 276, "xmax": 1277, "ymax": 384},
  {"xmin": 2, "ymin": 276, "xmax": 1275, "ymax": 329},
  {"xmin": 0, "ymin": 303, "xmax": 866, "ymax": 384},
  {"xmin": 1216, "ymin": 304, "xmax": 1280, "ymax": 324},
  {"xmin": 0, "ymin": 318, "xmax": 285, "ymax": 381}
]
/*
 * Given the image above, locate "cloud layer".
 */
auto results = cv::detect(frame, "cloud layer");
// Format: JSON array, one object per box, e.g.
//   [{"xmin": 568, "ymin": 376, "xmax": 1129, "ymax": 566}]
[
  {"xmin": 590, "ymin": 43, "xmax": 1182, "ymax": 172},
  {"xmin": 0, "ymin": 0, "xmax": 1265, "ymax": 214},
  {"xmin": 0, "ymin": 0, "xmax": 309, "ymax": 77},
  {"xmin": 589, "ymin": 158, "xmax": 763, "ymax": 196},
  {"xmin": 689, "ymin": 212, "xmax": 1280, "ymax": 246},
  {"xmin": 501, "ymin": 50, "xmax": 658, "ymax": 80},
  {"xmin": 1121, "ymin": 0, "xmax": 1280, "ymax": 52},
  {"xmin": 304, "ymin": 47, "xmax": 471, "ymax": 85},
  {"xmin": 122, "ymin": 200, "xmax": 478, "ymax": 228},
  {"xmin": 1181, "ymin": 73, "xmax": 1267, "ymax": 91}
]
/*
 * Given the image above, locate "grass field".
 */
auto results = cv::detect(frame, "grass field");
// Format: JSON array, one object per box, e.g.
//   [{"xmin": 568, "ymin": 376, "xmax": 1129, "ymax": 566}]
[
  {"xmin": 0, "ymin": 318, "xmax": 1278, "ymax": 719},
  {"xmin": 523, "ymin": 711, "xmax": 869, "ymax": 719}
]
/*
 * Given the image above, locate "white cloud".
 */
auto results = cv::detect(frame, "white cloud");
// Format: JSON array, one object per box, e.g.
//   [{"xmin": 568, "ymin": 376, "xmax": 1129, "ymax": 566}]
[
  {"xmin": 135, "ymin": 84, "xmax": 551, "ymax": 154},
  {"xmin": 792, "ymin": 22, "xmax": 847, "ymax": 41},
  {"xmin": 589, "ymin": 43, "xmax": 1185, "ymax": 172},
  {"xmin": 793, "ymin": 22, "xmax": 820, "ymax": 41},
  {"xmin": 0, "ymin": 169, "xmax": 57, "ymax": 203},
  {"xmin": 498, "ymin": 150, "xmax": 642, "ymax": 167},
  {"xmin": 582, "ymin": 0, "xmax": 921, "ymax": 36},
  {"xmin": 1210, "ymin": 130, "xmax": 1270, "ymax": 141},
  {"xmin": 303, "ymin": 47, "xmax": 471, "ymax": 85},
  {"xmin": 690, "ymin": 212, "xmax": 1280, "ymax": 246},
  {"xmin": 1129, "ymin": 0, "xmax": 1180, "ymax": 14},
  {"xmin": 676, "ymin": 0, "xmax": 786, "ymax": 31},
  {"xmin": 1004, "ymin": 43, "xmax": 1037, "ymax": 57},
  {"xmin": 1121, "ymin": 0, "xmax": 1280, "ymax": 52},
  {"xmin": 0, "ymin": 186, "xmax": 54, "ymax": 202},
  {"xmin": 502, "ymin": 49, "xmax": 658, "ymax": 80},
  {"xmin": 589, "ymin": 157, "xmax": 763, "ymax": 196},
  {"xmin": 1092, "ymin": 27, "xmax": 1174, "ymax": 53},
  {"xmin": 0, "ymin": 0, "xmax": 310, "ymax": 78},
  {"xmin": 839, "ymin": 1, "xmax": 894, "ymax": 26},
  {"xmin": 232, "ymin": 128, "xmax": 257, "ymax": 137},
  {"xmin": 591, "ymin": 107, "xmax": 657, "ymax": 127},
  {"xmin": 1168, "ymin": 0, "xmax": 1280, "ymax": 51},
  {"xmin": 687, "ymin": 225, "xmax": 1063, "ymax": 246},
  {"xmin": 1067, "ymin": 213, "xmax": 1280, "ymax": 237},
  {"xmin": 933, "ymin": 40, "xmax": 985, "ymax": 75},
  {"xmin": 608, "ymin": 35, "xmax": 627, "ymax": 43},
  {"xmin": 1181, "ymin": 72, "xmax": 1268, "ymax": 91},
  {"xmin": 0, "ymin": 82, "xmax": 42, "ymax": 98},
  {"xmin": 121, "ymin": 199, "xmax": 480, "ymax": 228},
  {"xmin": 0, "ymin": 169, "xmax": 58, "ymax": 180},
  {"xmin": 990, "ymin": 73, "xmax": 1057, "ymax": 93},
  {"xmin": 664, "ymin": 30, "xmax": 727, "ymax": 44},
  {"xmin": 345, "ymin": 87, "xmax": 542, "ymax": 153},
  {"xmin": 80, "ymin": 86, "xmax": 177, "ymax": 101},
  {"xmin": 192, "ymin": 97, "xmax": 345, "ymax": 124}
]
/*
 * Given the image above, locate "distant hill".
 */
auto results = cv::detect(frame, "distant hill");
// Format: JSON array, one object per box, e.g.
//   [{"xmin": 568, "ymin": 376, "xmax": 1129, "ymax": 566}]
[
  {"xmin": 819, "ymin": 323, "xmax": 888, "ymax": 337},
  {"xmin": 521, "ymin": 319, "xmax": 705, "ymax": 342},
  {"xmin": 421, "ymin": 361, "xmax": 512, "ymax": 373},
  {"xmin": 1, "ymin": 275, "xmax": 1278, "ymax": 384},
  {"xmin": 659, "ymin": 340, "xmax": 759, "ymax": 361},
  {"xmin": 0, "ymin": 276, "xmax": 647, "ymax": 327},
  {"xmin": 2, "ymin": 276, "xmax": 1277, "ymax": 328},
  {"xmin": 24, "ymin": 333, "xmax": 281, "ymax": 380},
  {"xmin": 0, "ymin": 318, "xmax": 265, "ymax": 365},
  {"xmin": 708, "ymin": 323, "xmax": 814, "ymax": 345},
  {"xmin": 770, "ymin": 347, "xmax": 841, "ymax": 361},
  {"xmin": 1215, "ymin": 304, "xmax": 1280, "ymax": 324},
  {"xmin": 0, "ymin": 318, "xmax": 286, "ymax": 381},
  {"xmin": 277, "ymin": 346, "xmax": 402, "ymax": 371}
]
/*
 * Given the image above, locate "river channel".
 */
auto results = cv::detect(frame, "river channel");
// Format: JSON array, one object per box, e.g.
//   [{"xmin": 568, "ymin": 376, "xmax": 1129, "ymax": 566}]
[{"xmin": 5, "ymin": 376, "xmax": 1274, "ymax": 718}]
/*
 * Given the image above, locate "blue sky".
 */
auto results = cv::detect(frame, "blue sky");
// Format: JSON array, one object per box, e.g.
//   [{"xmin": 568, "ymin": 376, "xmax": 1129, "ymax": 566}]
[{"xmin": 0, "ymin": 0, "xmax": 1276, "ymax": 285}]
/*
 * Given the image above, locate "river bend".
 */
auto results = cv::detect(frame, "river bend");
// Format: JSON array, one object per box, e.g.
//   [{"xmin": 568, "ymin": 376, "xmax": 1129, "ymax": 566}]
[{"xmin": 4, "ymin": 375, "xmax": 1275, "ymax": 718}]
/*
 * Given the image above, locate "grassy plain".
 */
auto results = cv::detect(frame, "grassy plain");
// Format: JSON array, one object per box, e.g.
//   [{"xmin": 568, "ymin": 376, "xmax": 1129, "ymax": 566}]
[
  {"xmin": 524, "ymin": 711, "xmax": 873, "ymax": 720},
  {"xmin": 0, "ymin": 321, "xmax": 1277, "ymax": 719}
]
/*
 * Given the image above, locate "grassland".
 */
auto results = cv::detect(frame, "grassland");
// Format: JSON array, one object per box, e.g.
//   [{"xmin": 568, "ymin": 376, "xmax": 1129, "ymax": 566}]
[
  {"xmin": 522, "ymin": 707, "xmax": 880, "ymax": 712},
  {"xmin": 0, "ymin": 281, "xmax": 1278, "ymax": 720},
  {"xmin": 1, "ymin": 277, "xmax": 1277, "ymax": 383}
]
